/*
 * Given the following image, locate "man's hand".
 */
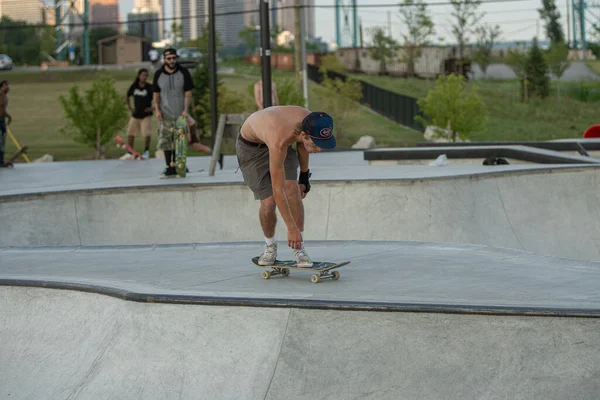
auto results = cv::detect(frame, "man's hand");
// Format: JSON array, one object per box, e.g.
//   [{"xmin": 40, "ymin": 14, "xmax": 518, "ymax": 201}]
[
  {"xmin": 6, "ymin": 115, "xmax": 12, "ymax": 126},
  {"xmin": 288, "ymin": 227, "xmax": 303, "ymax": 250},
  {"xmin": 156, "ymin": 110, "xmax": 163, "ymax": 121},
  {"xmin": 298, "ymin": 170, "xmax": 311, "ymax": 199},
  {"xmin": 181, "ymin": 111, "xmax": 188, "ymax": 118}
]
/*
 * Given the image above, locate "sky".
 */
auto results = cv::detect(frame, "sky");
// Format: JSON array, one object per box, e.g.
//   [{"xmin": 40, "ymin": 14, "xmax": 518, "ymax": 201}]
[{"xmin": 117, "ymin": 0, "xmax": 567, "ymax": 45}]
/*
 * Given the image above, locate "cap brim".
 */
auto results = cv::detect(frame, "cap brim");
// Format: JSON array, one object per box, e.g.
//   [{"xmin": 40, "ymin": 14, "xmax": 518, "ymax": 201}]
[{"xmin": 313, "ymin": 136, "xmax": 336, "ymax": 150}]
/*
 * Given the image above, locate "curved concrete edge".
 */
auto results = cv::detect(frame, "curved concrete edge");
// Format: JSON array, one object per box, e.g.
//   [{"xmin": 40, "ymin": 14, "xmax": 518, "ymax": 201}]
[
  {"xmin": 2, "ymin": 163, "xmax": 599, "ymax": 201},
  {"xmin": 3, "ymin": 286, "xmax": 600, "ymax": 399},
  {"xmin": 1, "ymin": 278, "xmax": 598, "ymax": 318}
]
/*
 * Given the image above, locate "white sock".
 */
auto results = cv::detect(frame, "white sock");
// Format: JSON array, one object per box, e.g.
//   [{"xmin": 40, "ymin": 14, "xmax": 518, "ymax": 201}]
[
  {"xmin": 301, "ymin": 232, "xmax": 304, "ymax": 240},
  {"xmin": 265, "ymin": 236, "xmax": 275, "ymax": 245}
]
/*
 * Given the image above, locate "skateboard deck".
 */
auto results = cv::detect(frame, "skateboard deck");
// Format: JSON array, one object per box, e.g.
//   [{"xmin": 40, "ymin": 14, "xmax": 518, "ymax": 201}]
[
  {"xmin": 4, "ymin": 145, "xmax": 28, "ymax": 167},
  {"xmin": 173, "ymin": 116, "xmax": 188, "ymax": 178},
  {"xmin": 116, "ymin": 135, "xmax": 142, "ymax": 159},
  {"xmin": 251, "ymin": 256, "xmax": 350, "ymax": 283}
]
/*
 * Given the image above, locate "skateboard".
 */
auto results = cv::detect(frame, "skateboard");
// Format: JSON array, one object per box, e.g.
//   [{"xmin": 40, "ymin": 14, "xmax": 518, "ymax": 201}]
[
  {"xmin": 173, "ymin": 116, "xmax": 188, "ymax": 178},
  {"xmin": 4, "ymin": 145, "xmax": 28, "ymax": 167},
  {"xmin": 115, "ymin": 135, "xmax": 142, "ymax": 159},
  {"xmin": 251, "ymin": 256, "xmax": 350, "ymax": 284}
]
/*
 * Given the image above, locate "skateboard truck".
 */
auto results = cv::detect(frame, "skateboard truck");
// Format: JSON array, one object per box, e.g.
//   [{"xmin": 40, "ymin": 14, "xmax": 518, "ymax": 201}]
[{"xmin": 261, "ymin": 267, "xmax": 340, "ymax": 284}]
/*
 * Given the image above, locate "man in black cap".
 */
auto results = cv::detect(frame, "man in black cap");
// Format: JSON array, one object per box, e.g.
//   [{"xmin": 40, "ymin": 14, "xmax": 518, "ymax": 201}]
[
  {"xmin": 152, "ymin": 48, "xmax": 222, "ymax": 176},
  {"xmin": 236, "ymin": 105, "xmax": 336, "ymax": 267}
]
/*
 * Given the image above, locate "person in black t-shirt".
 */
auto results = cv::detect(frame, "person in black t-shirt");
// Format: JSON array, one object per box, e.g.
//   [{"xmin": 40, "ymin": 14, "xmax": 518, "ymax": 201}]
[{"xmin": 126, "ymin": 69, "xmax": 154, "ymax": 158}]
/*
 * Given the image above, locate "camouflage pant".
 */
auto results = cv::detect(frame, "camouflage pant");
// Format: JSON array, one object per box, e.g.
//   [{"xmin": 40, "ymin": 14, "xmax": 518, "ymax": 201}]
[{"xmin": 156, "ymin": 119, "xmax": 177, "ymax": 151}]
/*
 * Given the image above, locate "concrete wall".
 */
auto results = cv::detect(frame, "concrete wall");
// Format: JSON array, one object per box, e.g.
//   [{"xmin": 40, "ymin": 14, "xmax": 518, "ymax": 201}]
[
  {"xmin": 3, "ymin": 168, "xmax": 600, "ymax": 262},
  {"xmin": 1, "ymin": 286, "xmax": 599, "ymax": 399}
]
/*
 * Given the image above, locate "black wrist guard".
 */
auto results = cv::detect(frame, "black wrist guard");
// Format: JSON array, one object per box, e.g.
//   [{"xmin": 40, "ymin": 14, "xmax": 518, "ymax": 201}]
[{"xmin": 299, "ymin": 170, "xmax": 312, "ymax": 193}]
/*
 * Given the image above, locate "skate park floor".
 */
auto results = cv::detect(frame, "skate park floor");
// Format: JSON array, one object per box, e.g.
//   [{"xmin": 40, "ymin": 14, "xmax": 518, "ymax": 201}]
[{"xmin": 2, "ymin": 150, "xmax": 600, "ymax": 399}]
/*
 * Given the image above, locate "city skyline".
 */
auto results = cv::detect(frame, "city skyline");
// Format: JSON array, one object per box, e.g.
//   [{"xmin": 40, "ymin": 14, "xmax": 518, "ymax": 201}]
[{"xmin": 116, "ymin": 0, "xmax": 571, "ymax": 46}]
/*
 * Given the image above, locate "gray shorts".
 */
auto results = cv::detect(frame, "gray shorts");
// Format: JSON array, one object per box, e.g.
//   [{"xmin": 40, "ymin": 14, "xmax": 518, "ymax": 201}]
[{"xmin": 236, "ymin": 130, "xmax": 298, "ymax": 200}]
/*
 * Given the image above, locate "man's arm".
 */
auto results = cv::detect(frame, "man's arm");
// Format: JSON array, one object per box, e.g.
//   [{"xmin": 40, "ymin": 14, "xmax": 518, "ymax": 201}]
[
  {"xmin": 269, "ymin": 147, "xmax": 300, "ymax": 233},
  {"xmin": 183, "ymin": 90, "xmax": 192, "ymax": 116},
  {"xmin": 296, "ymin": 141, "xmax": 311, "ymax": 199},
  {"xmin": 254, "ymin": 82, "xmax": 263, "ymax": 110},
  {"xmin": 182, "ymin": 68, "xmax": 194, "ymax": 117},
  {"xmin": 296, "ymin": 141, "xmax": 309, "ymax": 172},
  {"xmin": 125, "ymin": 84, "xmax": 133, "ymax": 113},
  {"xmin": 272, "ymin": 82, "xmax": 279, "ymax": 106},
  {"xmin": 152, "ymin": 71, "xmax": 162, "ymax": 118}
]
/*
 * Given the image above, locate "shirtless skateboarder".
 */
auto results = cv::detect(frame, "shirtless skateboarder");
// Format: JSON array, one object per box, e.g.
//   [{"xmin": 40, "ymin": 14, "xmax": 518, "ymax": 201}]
[{"xmin": 236, "ymin": 106, "xmax": 336, "ymax": 268}]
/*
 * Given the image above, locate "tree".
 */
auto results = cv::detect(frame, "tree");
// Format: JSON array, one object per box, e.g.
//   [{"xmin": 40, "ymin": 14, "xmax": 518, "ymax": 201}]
[
  {"xmin": 171, "ymin": 22, "xmax": 183, "ymax": 46},
  {"xmin": 368, "ymin": 27, "xmax": 400, "ymax": 75},
  {"xmin": 192, "ymin": 62, "xmax": 250, "ymax": 138},
  {"xmin": 449, "ymin": 0, "xmax": 485, "ymax": 59},
  {"xmin": 525, "ymin": 37, "xmax": 550, "ymax": 98},
  {"xmin": 312, "ymin": 67, "xmax": 363, "ymax": 140},
  {"xmin": 238, "ymin": 25, "xmax": 259, "ymax": 55},
  {"xmin": 187, "ymin": 25, "xmax": 222, "ymax": 55},
  {"xmin": 504, "ymin": 43, "xmax": 529, "ymax": 100},
  {"xmin": 473, "ymin": 23, "xmax": 502, "ymax": 77},
  {"xmin": 415, "ymin": 73, "xmax": 487, "ymax": 142},
  {"xmin": 399, "ymin": 0, "xmax": 435, "ymax": 77},
  {"xmin": 545, "ymin": 41, "xmax": 570, "ymax": 100},
  {"xmin": 538, "ymin": 0, "xmax": 564, "ymax": 44},
  {"xmin": 59, "ymin": 75, "xmax": 129, "ymax": 159}
]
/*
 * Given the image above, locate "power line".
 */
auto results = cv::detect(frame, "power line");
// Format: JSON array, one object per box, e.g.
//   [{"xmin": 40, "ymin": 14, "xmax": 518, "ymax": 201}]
[{"xmin": 0, "ymin": 0, "xmax": 534, "ymax": 31}]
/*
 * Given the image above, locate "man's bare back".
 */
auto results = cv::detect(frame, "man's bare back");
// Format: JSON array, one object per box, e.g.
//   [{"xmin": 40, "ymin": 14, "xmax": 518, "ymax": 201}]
[{"xmin": 240, "ymin": 105, "xmax": 309, "ymax": 149}]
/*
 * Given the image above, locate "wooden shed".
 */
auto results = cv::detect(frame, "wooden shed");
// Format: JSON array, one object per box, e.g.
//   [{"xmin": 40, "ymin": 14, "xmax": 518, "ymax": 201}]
[{"xmin": 97, "ymin": 35, "xmax": 149, "ymax": 65}]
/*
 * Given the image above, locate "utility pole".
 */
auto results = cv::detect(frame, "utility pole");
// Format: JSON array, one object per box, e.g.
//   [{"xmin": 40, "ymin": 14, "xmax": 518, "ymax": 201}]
[
  {"xmin": 300, "ymin": 0, "xmax": 308, "ymax": 108},
  {"xmin": 83, "ymin": 0, "xmax": 89, "ymax": 64},
  {"xmin": 566, "ymin": 0, "xmax": 571, "ymax": 46},
  {"xmin": 208, "ymin": 0, "xmax": 218, "ymax": 146},
  {"xmin": 260, "ymin": 0, "xmax": 273, "ymax": 108},
  {"xmin": 387, "ymin": 11, "xmax": 391, "ymax": 37},
  {"xmin": 294, "ymin": 0, "xmax": 302, "ymax": 90}
]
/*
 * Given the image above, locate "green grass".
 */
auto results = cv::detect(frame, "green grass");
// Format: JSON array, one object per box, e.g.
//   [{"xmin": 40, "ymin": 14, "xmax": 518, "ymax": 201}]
[
  {"xmin": 350, "ymin": 74, "xmax": 600, "ymax": 141},
  {"xmin": 585, "ymin": 61, "xmax": 600, "ymax": 75},
  {"xmin": 3, "ymin": 66, "xmax": 423, "ymax": 162}
]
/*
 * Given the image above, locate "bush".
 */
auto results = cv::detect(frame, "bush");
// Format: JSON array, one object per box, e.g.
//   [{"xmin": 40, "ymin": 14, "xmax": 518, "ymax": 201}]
[
  {"xmin": 311, "ymin": 68, "xmax": 363, "ymax": 140},
  {"xmin": 525, "ymin": 37, "xmax": 550, "ymax": 98},
  {"xmin": 415, "ymin": 73, "xmax": 487, "ymax": 141},
  {"xmin": 58, "ymin": 74, "xmax": 129, "ymax": 158}
]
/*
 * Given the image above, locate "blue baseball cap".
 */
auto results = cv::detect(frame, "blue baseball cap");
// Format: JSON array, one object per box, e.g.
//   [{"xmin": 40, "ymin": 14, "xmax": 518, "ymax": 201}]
[{"xmin": 301, "ymin": 112, "xmax": 336, "ymax": 149}]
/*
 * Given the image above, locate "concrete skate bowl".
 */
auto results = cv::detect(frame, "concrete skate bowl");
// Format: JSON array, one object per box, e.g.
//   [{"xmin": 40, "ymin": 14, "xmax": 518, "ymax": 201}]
[
  {"xmin": 1, "ymin": 285, "xmax": 600, "ymax": 400},
  {"xmin": 2, "ymin": 165, "xmax": 600, "ymax": 262}
]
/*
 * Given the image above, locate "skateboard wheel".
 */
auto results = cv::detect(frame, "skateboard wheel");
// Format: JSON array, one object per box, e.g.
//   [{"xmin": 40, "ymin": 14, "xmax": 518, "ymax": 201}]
[
  {"xmin": 311, "ymin": 274, "xmax": 320, "ymax": 284},
  {"xmin": 332, "ymin": 271, "xmax": 340, "ymax": 280},
  {"xmin": 262, "ymin": 271, "xmax": 271, "ymax": 280},
  {"xmin": 282, "ymin": 268, "xmax": 290, "ymax": 277}
]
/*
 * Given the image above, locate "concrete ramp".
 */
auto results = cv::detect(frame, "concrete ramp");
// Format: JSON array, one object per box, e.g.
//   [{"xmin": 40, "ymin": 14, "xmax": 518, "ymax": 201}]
[
  {"xmin": 3, "ymin": 166, "xmax": 600, "ymax": 261},
  {"xmin": 1, "ymin": 286, "xmax": 599, "ymax": 400}
]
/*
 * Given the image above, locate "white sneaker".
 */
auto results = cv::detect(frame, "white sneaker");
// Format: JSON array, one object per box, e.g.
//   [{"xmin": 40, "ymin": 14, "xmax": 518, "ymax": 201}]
[
  {"xmin": 142, "ymin": 150, "xmax": 149, "ymax": 159},
  {"xmin": 294, "ymin": 248, "xmax": 313, "ymax": 268},
  {"xmin": 258, "ymin": 243, "xmax": 278, "ymax": 266}
]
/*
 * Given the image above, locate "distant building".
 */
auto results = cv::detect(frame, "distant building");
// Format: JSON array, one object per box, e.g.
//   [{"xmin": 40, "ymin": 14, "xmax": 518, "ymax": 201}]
[
  {"xmin": 133, "ymin": 0, "xmax": 163, "ymax": 39},
  {"xmin": 90, "ymin": 0, "xmax": 119, "ymax": 30},
  {"xmin": 172, "ymin": 0, "xmax": 244, "ymax": 49},
  {"xmin": 127, "ymin": 9, "xmax": 160, "ymax": 42},
  {"xmin": 98, "ymin": 34, "xmax": 149, "ymax": 64},
  {"xmin": 0, "ymin": 0, "xmax": 45, "ymax": 24}
]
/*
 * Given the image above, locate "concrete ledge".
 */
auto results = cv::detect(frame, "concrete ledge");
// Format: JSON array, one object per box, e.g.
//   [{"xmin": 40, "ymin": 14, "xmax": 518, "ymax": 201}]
[{"xmin": 364, "ymin": 145, "xmax": 600, "ymax": 164}]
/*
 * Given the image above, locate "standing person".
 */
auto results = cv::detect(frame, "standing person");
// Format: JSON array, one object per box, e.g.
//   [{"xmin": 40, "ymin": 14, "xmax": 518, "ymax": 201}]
[
  {"xmin": 0, "ymin": 80, "xmax": 12, "ymax": 167},
  {"xmin": 153, "ymin": 48, "xmax": 222, "ymax": 177},
  {"xmin": 254, "ymin": 80, "xmax": 279, "ymax": 110},
  {"xmin": 126, "ymin": 69, "xmax": 153, "ymax": 159},
  {"xmin": 236, "ymin": 105, "xmax": 336, "ymax": 267}
]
